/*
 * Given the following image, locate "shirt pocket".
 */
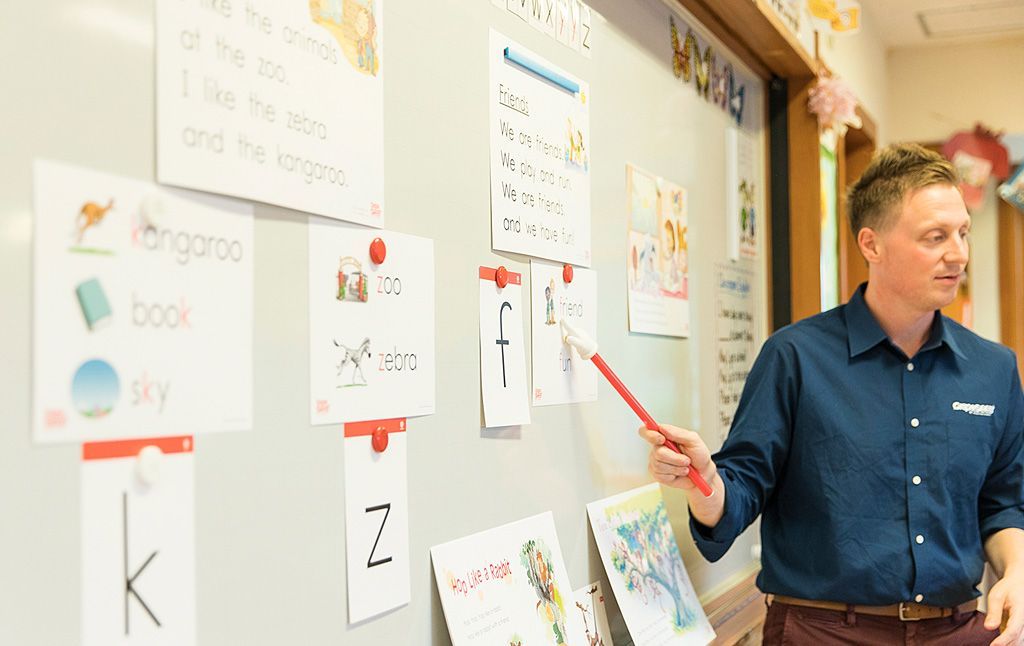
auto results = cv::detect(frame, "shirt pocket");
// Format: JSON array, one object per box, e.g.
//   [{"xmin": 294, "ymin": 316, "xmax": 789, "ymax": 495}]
[{"xmin": 945, "ymin": 419, "xmax": 996, "ymax": 495}]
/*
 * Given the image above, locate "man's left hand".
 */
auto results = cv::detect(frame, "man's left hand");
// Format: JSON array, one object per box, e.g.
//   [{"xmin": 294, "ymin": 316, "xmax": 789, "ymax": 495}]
[{"xmin": 986, "ymin": 570, "xmax": 1024, "ymax": 645}]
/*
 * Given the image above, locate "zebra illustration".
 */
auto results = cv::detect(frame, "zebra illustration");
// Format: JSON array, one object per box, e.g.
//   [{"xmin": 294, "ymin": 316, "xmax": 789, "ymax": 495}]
[{"xmin": 334, "ymin": 337, "xmax": 371, "ymax": 386}]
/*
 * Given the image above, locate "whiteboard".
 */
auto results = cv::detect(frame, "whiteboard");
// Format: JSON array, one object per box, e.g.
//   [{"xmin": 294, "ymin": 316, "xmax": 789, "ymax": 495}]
[{"xmin": 0, "ymin": 0, "xmax": 768, "ymax": 643}]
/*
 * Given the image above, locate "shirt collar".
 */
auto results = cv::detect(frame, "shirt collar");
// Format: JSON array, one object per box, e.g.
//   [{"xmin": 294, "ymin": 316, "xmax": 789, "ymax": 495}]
[
  {"xmin": 846, "ymin": 284, "xmax": 888, "ymax": 358},
  {"xmin": 845, "ymin": 283, "xmax": 967, "ymax": 360}
]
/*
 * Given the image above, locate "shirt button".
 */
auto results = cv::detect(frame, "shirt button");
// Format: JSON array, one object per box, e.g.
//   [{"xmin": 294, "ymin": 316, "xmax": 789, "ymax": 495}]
[
  {"xmin": 916, "ymin": 534, "xmax": 925, "ymax": 544},
  {"xmin": 907, "ymin": 362, "xmax": 915, "ymax": 372},
  {"xmin": 915, "ymin": 594, "xmax": 924, "ymax": 603},
  {"xmin": 910, "ymin": 418, "xmax": 920, "ymax": 428},
  {"xmin": 912, "ymin": 476, "xmax": 922, "ymax": 485}
]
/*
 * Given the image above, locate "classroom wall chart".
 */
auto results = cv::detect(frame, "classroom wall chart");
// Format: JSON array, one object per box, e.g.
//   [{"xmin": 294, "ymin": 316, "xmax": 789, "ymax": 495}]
[
  {"xmin": 81, "ymin": 436, "xmax": 196, "ymax": 646},
  {"xmin": 479, "ymin": 266, "xmax": 530, "ymax": 428},
  {"xmin": 714, "ymin": 264, "xmax": 756, "ymax": 445},
  {"xmin": 587, "ymin": 484, "xmax": 714, "ymax": 646},
  {"xmin": 489, "ymin": 30, "xmax": 592, "ymax": 266},
  {"xmin": 725, "ymin": 127, "xmax": 758, "ymax": 260},
  {"xmin": 156, "ymin": 0, "xmax": 385, "ymax": 226},
  {"xmin": 431, "ymin": 511, "xmax": 586, "ymax": 645},
  {"xmin": 626, "ymin": 164, "xmax": 690, "ymax": 338},
  {"xmin": 308, "ymin": 219, "xmax": 435, "ymax": 425},
  {"xmin": 32, "ymin": 161, "xmax": 254, "ymax": 444},
  {"xmin": 491, "ymin": 0, "xmax": 593, "ymax": 58},
  {"xmin": 343, "ymin": 418, "xmax": 411, "ymax": 623},
  {"xmin": 530, "ymin": 260, "xmax": 597, "ymax": 407}
]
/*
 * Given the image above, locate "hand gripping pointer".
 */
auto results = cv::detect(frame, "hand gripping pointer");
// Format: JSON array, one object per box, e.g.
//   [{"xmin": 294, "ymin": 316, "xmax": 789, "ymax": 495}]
[{"xmin": 560, "ymin": 319, "xmax": 714, "ymax": 497}]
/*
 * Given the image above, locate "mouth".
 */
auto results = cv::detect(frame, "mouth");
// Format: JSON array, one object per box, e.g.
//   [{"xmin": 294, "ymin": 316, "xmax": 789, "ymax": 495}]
[{"xmin": 935, "ymin": 273, "xmax": 962, "ymax": 286}]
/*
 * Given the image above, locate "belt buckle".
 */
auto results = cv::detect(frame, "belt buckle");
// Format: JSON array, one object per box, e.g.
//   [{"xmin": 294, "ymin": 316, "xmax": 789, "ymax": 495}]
[{"xmin": 898, "ymin": 602, "xmax": 922, "ymax": 622}]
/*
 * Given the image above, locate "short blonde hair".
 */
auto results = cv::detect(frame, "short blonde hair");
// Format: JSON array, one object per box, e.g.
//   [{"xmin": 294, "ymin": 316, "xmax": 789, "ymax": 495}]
[{"xmin": 847, "ymin": 143, "xmax": 959, "ymax": 235}]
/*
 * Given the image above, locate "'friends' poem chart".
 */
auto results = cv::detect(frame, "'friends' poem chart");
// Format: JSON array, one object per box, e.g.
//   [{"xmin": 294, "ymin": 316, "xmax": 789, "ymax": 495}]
[
  {"xmin": 156, "ymin": 0, "xmax": 384, "ymax": 226},
  {"xmin": 489, "ymin": 31, "xmax": 591, "ymax": 266}
]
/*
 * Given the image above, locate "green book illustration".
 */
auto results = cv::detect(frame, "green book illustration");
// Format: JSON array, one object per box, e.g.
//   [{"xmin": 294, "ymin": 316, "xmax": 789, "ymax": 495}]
[{"xmin": 75, "ymin": 278, "xmax": 112, "ymax": 330}]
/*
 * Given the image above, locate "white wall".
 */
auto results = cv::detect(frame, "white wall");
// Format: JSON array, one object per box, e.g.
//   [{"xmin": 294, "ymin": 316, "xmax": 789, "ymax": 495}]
[
  {"xmin": 818, "ymin": 9, "xmax": 890, "ymax": 144},
  {"xmin": 967, "ymin": 182, "xmax": 1002, "ymax": 343},
  {"xmin": 886, "ymin": 37, "xmax": 1024, "ymax": 344},
  {"xmin": 887, "ymin": 37, "xmax": 1024, "ymax": 144}
]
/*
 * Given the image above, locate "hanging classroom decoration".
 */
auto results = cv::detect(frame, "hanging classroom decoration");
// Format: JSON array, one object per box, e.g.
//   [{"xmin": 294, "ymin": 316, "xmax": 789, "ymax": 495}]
[
  {"xmin": 806, "ymin": 0, "xmax": 861, "ymax": 35},
  {"xmin": 668, "ymin": 15, "xmax": 751, "ymax": 128},
  {"xmin": 807, "ymin": 72, "xmax": 861, "ymax": 138}
]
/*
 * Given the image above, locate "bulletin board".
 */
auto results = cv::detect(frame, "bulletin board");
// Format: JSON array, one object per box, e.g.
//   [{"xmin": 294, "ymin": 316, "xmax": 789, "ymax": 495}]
[{"xmin": 0, "ymin": 0, "xmax": 769, "ymax": 643}]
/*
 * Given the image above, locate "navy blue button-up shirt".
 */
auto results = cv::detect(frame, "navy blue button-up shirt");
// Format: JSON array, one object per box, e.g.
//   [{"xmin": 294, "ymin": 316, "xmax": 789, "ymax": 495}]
[{"xmin": 692, "ymin": 284, "xmax": 1024, "ymax": 606}]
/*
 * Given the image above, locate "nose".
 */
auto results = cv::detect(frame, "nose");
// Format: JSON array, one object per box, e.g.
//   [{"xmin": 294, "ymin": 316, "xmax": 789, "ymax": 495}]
[{"xmin": 944, "ymin": 233, "xmax": 969, "ymax": 267}]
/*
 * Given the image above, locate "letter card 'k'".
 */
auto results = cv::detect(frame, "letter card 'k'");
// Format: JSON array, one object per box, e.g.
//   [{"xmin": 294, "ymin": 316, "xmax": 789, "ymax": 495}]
[{"xmin": 81, "ymin": 436, "xmax": 195, "ymax": 646}]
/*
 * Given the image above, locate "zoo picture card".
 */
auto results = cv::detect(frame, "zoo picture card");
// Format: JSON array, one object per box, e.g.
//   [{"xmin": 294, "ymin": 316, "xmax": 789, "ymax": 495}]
[
  {"xmin": 308, "ymin": 217, "xmax": 435, "ymax": 424},
  {"xmin": 430, "ymin": 511, "xmax": 587, "ymax": 645}
]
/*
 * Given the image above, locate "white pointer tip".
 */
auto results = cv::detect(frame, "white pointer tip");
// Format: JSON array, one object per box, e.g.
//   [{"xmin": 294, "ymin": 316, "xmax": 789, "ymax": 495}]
[{"xmin": 560, "ymin": 318, "xmax": 598, "ymax": 360}]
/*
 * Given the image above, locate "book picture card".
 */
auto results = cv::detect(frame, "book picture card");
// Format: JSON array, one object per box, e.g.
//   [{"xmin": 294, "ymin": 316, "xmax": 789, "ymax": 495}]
[
  {"xmin": 479, "ymin": 266, "xmax": 530, "ymax": 428},
  {"xmin": 309, "ymin": 218, "xmax": 435, "ymax": 424},
  {"xmin": 430, "ymin": 511, "xmax": 587, "ymax": 645},
  {"xmin": 587, "ymin": 483, "xmax": 715, "ymax": 645},
  {"xmin": 81, "ymin": 436, "xmax": 196, "ymax": 646},
  {"xmin": 489, "ymin": 30, "xmax": 592, "ymax": 266},
  {"xmin": 156, "ymin": 0, "xmax": 384, "ymax": 226},
  {"xmin": 344, "ymin": 418, "xmax": 411, "ymax": 623},
  {"xmin": 530, "ymin": 260, "xmax": 597, "ymax": 406},
  {"xmin": 33, "ymin": 160, "xmax": 253, "ymax": 444}
]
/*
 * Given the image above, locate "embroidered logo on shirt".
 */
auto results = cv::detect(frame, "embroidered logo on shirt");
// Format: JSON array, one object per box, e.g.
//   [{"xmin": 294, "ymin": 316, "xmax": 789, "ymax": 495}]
[{"xmin": 951, "ymin": 401, "xmax": 996, "ymax": 416}]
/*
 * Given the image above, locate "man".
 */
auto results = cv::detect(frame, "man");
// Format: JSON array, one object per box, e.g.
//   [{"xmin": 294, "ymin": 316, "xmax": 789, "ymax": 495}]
[{"xmin": 642, "ymin": 144, "xmax": 1024, "ymax": 644}]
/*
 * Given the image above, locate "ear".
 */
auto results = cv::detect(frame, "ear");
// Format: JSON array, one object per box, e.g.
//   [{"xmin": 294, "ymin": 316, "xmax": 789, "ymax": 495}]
[{"xmin": 857, "ymin": 227, "xmax": 882, "ymax": 264}]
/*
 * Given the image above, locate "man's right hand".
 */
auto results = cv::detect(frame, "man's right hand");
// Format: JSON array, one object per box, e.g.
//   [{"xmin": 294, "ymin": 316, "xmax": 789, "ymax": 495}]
[{"xmin": 639, "ymin": 423, "xmax": 725, "ymax": 527}]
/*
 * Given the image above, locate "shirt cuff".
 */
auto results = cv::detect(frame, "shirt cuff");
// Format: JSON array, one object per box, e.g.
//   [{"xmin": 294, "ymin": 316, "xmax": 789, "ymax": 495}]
[
  {"xmin": 980, "ymin": 507, "xmax": 1024, "ymax": 541},
  {"xmin": 688, "ymin": 470, "xmax": 745, "ymax": 562}
]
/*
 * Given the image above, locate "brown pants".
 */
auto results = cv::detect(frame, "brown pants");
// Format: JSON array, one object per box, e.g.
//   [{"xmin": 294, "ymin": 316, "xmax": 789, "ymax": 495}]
[{"xmin": 763, "ymin": 601, "xmax": 998, "ymax": 645}]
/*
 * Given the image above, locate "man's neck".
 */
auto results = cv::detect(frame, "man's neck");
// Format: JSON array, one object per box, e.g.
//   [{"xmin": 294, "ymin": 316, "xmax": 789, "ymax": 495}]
[{"xmin": 863, "ymin": 283, "xmax": 935, "ymax": 359}]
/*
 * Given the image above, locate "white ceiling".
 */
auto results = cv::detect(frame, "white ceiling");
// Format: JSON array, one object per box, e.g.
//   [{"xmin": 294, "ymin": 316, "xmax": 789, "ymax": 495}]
[{"xmin": 857, "ymin": 0, "xmax": 1024, "ymax": 48}]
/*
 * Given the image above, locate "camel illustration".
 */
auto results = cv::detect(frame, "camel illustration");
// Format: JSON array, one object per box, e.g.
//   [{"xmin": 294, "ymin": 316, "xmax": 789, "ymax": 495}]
[{"xmin": 75, "ymin": 199, "xmax": 114, "ymax": 244}]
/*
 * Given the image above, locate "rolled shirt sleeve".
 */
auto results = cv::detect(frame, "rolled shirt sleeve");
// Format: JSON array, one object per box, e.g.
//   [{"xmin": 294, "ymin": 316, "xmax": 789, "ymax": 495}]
[
  {"xmin": 690, "ymin": 333, "xmax": 798, "ymax": 561},
  {"xmin": 978, "ymin": 360, "xmax": 1024, "ymax": 540}
]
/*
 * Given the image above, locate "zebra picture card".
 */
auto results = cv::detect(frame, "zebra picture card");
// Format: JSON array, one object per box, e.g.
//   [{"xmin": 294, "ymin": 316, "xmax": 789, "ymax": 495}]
[{"xmin": 308, "ymin": 217, "xmax": 435, "ymax": 424}]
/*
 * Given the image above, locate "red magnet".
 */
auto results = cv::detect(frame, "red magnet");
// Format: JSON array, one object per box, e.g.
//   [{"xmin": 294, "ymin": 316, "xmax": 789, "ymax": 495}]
[
  {"xmin": 369, "ymin": 237, "xmax": 387, "ymax": 264},
  {"xmin": 495, "ymin": 265, "xmax": 509, "ymax": 288},
  {"xmin": 563, "ymin": 264, "xmax": 574, "ymax": 283},
  {"xmin": 371, "ymin": 426, "xmax": 388, "ymax": 452}
]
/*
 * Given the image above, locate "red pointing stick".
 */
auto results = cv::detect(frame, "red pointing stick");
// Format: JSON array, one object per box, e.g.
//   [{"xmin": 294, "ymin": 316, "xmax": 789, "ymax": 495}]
[{"xmin": 561, "ymin": 319, "xmax": 714, "ymax": 497}]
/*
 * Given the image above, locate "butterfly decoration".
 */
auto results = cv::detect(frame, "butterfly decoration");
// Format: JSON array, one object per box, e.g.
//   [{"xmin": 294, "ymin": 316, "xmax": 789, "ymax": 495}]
[{"xmin": 669, "ymin": 17, "xmax": 745, "ymax": 126}]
